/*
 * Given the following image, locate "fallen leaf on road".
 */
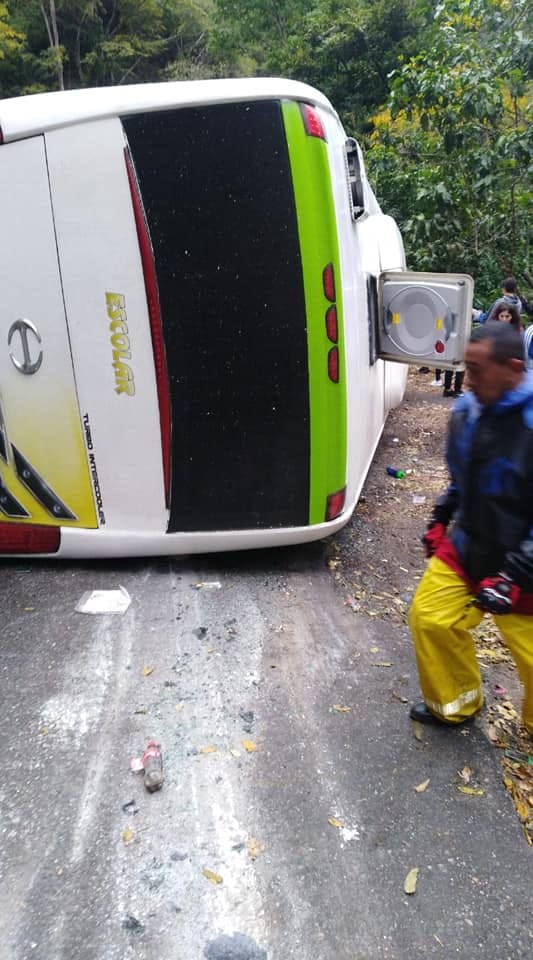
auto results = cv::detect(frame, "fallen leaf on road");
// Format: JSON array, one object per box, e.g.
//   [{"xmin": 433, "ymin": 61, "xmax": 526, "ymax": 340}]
[
  {"xmin": 412, "ymin": 721, "xmax": 424, "ymax": 742},
  {"xmin": 496, "ymin": 701, "xmax": 519, "ymax": 720},
  {"xmin": 242, "ymin": 740, "xmax": 257, "ymax": 753},
  {"xmin": 457, "ymin": 785, "xmax": 485, "ymax": 796},
  {"xmin": 514, "ymin": 798, "xmax": 530, "ymax": 822},
  {"xmin": 247, "ymin": 838, "xmax": 265, "ymax": 860},
  {"xmin": 392, "ymin": 691, "xmax": 409, "ymax": 703},
  {"xmin": 141, "ymin": 666, "xmax": 154, "ymax": 677},
  {"xmin": 203, "ymin": 868, "xmax": 223, "ymax": 884},
  {"xmin": 175, "ymin": 703, "xmax": 184, "ymax": 713},
  {"xmin": 502, "ymin": 768, "xmax": 533, "ymax": 840},
  {"xmin": 199, "ymin": 745, "xmax": 217, "ymax": 754},
  {"xmin": 333, "ymin": 704, "xmax": 352, "ymax": 713},
  {"xmin": 404, "ymin": 867, "xmax": 419, "ymax": 894},
  {"xmin": 230, "ymin": 748, "xmax": 241, "ymax": 757},
  {"xmin": 459, "ymin": 766, "xmax": 473, "ymax": 783},
  {"xmin": 122, "ymin": 826, "xmax": 134, "ymax": 845},
  {"xmin": 328, "ymin": 817, "xmax": 344, "ymax": 828},
  {"xmin": 372, "ymin": 661, "xmax": 392, "ymax": 667},
  {"xmin": 476, "ymin": 648, "xmax": 513, "ymax": 664},
  {"xmin": 414, "ymin": 778, "xmax": 430, "ymax": 793}
]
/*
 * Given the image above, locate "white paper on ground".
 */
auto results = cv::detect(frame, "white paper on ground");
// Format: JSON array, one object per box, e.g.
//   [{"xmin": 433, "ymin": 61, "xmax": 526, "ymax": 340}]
[{"xmin": 76, "ymin": 586, "xmax": 131, "ymax": 614}]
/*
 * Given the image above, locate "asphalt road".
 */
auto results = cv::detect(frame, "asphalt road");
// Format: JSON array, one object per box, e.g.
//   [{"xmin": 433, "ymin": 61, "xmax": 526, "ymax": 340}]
[{"xmin": 1, "ymin": 545, "xmax": 531, "ymax": 960}]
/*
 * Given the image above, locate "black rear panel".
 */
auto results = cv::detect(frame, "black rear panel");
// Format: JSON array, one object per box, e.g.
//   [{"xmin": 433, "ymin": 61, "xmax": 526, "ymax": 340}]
[{"xmin": 122, "ymin": 102, "xmax": 310, "ymax": 531}]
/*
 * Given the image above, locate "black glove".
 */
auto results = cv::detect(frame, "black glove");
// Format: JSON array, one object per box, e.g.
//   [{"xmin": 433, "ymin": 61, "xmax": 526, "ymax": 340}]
[{"xmin": 475, "ymin": 573, "xmax": 521, "ymax": 615}]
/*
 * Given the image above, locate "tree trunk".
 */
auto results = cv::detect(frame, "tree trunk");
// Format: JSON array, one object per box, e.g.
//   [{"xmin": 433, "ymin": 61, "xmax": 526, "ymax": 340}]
[{"xmin": 39, "ymin": 0, "xmax": 64, "ymax": 90}]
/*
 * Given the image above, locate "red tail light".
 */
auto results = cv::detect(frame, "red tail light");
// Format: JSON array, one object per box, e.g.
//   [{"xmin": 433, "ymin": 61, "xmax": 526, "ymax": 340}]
[
  {"xmin": 326, "ymin": 305, "xmax": 338, "ymax": 343},
  {"xmin": 0, "ymin": 523, "xmax": 60, "ymax": 554},
  {"xmin": 125, "ymin": 148, "xmax": 172, "ymax": 507},
  {"xmin": 323, "ymin": 263, "xmax": 336, "ymax": 302},
  {"xmin": 328, "ymin": 346, "xmax": 339, "ymax": 382},
  {"xmin": 300, "ymin": 103, "xmax": 326, "ymax": 140},
  {"xmin": 326, "ymin": 487, "xmax": 346, "ymax": 521}
]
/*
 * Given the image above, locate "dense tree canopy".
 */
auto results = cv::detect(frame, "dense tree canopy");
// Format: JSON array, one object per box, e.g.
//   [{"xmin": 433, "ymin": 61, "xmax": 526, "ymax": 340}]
[
  {"xmin": 0, "ymin": 0, "xmax": 531, "ymax": 302},
  {"xmin": 2, "ymin": 0, "xmax": 213, "ymax": 92},
  {"xmin": 367, "ymin": 0, "xmax": 532, "ymax": 301}
]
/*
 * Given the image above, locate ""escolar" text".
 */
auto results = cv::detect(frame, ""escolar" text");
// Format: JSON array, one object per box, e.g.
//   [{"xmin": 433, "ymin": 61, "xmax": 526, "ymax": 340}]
[{"xmin": 105, "ymin": 292, "xmax": 135, "ymax": 396}]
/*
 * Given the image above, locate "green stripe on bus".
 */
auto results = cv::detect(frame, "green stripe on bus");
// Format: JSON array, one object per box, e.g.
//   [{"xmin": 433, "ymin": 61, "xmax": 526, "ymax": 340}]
[{"xmin": 282, "ymin": 100, "xmax": 347, "ymax": 524}]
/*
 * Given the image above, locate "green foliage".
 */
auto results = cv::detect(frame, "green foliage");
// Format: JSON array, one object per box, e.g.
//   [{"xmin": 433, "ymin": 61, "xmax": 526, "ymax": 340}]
[
  {"xmin": 209, "ymin": 0, "xmax": 308, "ymax": 72},
  {"xmin": 0, "ymin": 2, "xmax": 26, "ymax": 95},
  {"xmin": 367, "ymin": 0, "xmax": 532, "ymax": 301},
  {"xmin": 0, "ymin": 2, "xmax": 23, "ymax": 58},
  {"xmin": 275, "ymin": 0, "xmax": 423, "ymax": 131},
  {"xmin": 210, "ymin": 0, "xmax": 424, "ymax": 130},
  {"xmin": 3, "ymin": 0, "xmax": 214, "ymax": 91}
]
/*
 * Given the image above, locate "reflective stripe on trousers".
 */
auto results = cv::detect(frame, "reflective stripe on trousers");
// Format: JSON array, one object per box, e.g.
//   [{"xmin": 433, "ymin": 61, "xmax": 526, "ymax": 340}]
[{"xmin": 409, "ymin": 557, "xmax": 533, "ymax": 732}]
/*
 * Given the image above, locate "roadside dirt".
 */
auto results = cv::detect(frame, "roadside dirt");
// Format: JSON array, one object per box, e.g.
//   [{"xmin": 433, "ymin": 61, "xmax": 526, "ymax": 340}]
[
  {"xmin": 327, "ymin": 367, "xmax": 533, "ymax": 843},
  {"xmin": 329, "ymin": 366, "xmax": 450, "ymax": 626}
]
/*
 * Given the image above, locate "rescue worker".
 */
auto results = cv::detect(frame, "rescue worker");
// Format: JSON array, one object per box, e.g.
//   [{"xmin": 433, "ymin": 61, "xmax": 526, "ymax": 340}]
[{"xmin": 409, "ymin": 322, "xmax": 533, "ymax": 734}]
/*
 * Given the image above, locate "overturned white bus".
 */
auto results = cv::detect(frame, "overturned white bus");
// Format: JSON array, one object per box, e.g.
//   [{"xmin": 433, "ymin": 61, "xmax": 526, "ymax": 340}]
[{"xmin": 0, "ymin": 78, "xmax": 472, "ymax": 557}]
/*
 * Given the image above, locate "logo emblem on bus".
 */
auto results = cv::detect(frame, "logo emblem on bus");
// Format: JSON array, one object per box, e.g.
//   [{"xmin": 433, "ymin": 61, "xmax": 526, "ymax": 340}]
[{"xmin": 8, "ymin": 319, "xmax": 43, "ymax": 375}]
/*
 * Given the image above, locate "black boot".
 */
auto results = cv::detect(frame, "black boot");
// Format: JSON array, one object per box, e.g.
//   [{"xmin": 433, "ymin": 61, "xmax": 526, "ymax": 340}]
[{"xmin": 409, "ymin": 701, "xmax": 470, "ymax": 726}]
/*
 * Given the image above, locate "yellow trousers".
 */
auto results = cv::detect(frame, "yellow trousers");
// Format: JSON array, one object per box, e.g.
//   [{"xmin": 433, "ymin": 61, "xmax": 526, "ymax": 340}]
[{"xmin": 409, "ymin": 557, "xmax": 533, "ymax": 733}]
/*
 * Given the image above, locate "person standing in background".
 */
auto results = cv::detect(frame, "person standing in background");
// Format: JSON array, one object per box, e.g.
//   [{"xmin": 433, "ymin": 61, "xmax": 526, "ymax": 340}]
[
  {"xmin": 441, "ymin": 368, "xmax": 465, "ymax": 398},
  {"xmin": 478, "ymin": 277, "xmax": 524, "ymax": 323},
  {"xmin": 490, "ymin": 300, "xmax": 522, "ymax": 331}
]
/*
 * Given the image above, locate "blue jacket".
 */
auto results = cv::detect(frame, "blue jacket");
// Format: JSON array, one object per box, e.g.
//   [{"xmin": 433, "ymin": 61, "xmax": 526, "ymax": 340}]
[{"xmin": 432, "ymin": 373, "xmax": 533, "ymax": 587}]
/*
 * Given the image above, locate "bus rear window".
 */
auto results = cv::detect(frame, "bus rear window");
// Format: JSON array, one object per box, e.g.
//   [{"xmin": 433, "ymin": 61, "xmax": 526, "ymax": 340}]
[{"xmin": 122, "ymin": 102, "xmax": 311, "ymax": 532}]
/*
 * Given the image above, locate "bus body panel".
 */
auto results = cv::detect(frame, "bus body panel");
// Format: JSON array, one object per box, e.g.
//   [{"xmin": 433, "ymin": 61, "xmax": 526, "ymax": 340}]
[
  {"xmin": 56, "ymin": 512, "xmax": 352, "ymax": 558},
  {"xmin": 0, "ymin": 78, "xmax": 338, "ymax": 143},
  {"xmin": 0, "ymin": 136, "xmax": 96, "ymax": 530},
  {"xmin": 321, "ymin": 110, "xmax": 407, "ymax": 515},
  {"xmin": 44, "ymin": 119, "xmax": 166, "ymax": 531},
  {"xmin": 281, "ymin": 101, "xmax": 347, "ymax": 525}
]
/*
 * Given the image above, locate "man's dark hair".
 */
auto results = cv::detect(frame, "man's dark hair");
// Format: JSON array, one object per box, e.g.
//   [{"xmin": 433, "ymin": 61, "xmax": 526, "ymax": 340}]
[
  {"xmin": 469, "ymin": 321, "xmax": 525, "ymax": 363},
  {"xmin": 502, "ymin": 276, "xmax": 518, "ymax": 294}
]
